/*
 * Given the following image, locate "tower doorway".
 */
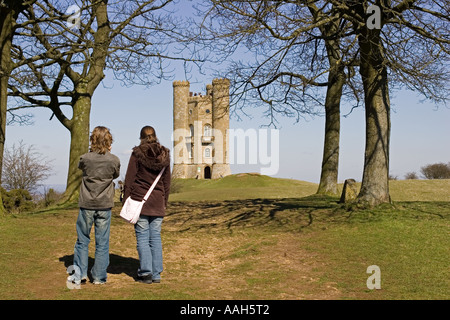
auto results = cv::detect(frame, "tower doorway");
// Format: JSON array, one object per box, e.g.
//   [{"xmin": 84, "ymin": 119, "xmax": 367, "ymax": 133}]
[{"xmin": 204, "ymin": 166, "xmax": 212, "ymax": 179}]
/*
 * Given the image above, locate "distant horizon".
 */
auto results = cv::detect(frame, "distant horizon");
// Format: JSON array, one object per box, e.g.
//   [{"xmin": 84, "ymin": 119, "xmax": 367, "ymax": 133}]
[{"xmin": 31, "ymin": 170, "xmax": 449, "ymax": 196}]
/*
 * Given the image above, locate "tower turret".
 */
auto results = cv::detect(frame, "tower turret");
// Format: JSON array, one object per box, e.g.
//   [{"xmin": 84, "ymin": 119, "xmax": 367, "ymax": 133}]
[
  {"xmin": 211, "ymin": 78, "xmax": 231, "ymax": 178},
  {"xmin": 172, "ymin": 80, "xmax": 190, "ymax": 178}
]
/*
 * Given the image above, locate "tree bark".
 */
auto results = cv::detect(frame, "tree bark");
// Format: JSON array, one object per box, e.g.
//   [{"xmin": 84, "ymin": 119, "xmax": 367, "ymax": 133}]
[
  {"xmin": 0, "ymin": 3, "xmax": 20, "ymax": 213},
  {"xmin": 317, "ymin": 65, "xmax": 345, "ymax": 196},
  {"xmin": 314, "ymin": 14, "xmax": 346, "ymax": 195},
  {"xmin": 61, "ymin": 74, "xmax": 106, "ymax": 203},
  {"xmin": 357, "ymin": 27, "xmax": 391, "ymax": 206},
  {"xmin": 0, "ymin": 2, "xmax": 19, "ymax": 180},
  {"xmin": 60, "ymin": 0, "xmax": 109, "ymax": 202},
  {"xmin": 63, "ymin": 94, "xmax": 91, "ymax": 202}
]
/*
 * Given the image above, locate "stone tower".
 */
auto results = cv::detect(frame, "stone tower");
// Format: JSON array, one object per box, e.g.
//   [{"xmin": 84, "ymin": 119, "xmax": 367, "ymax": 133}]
[{"xmin": 172, "ymin": 79, "xmax": 232, "ymax": 179}]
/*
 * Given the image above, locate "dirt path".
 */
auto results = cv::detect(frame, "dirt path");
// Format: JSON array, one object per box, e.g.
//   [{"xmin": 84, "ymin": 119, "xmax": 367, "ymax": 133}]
[{"xmin": 13, "ymin": 199, "xmax": 345, "ymax": 299}]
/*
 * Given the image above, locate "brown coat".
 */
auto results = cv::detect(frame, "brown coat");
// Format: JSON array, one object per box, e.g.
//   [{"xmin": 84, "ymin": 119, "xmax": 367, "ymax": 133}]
[{"xmin": 123, "ymin": 142, "xmax": 171, "ymax": 217}]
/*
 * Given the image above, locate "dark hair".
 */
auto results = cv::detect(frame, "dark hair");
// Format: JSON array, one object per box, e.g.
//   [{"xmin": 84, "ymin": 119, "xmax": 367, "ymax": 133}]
[
  {"xmin": 140, "ymin": 126, "xmax": 159, "ymax": 144},
  {"xmin": 90, "ymin": 126, "xmax": 113, "ymax": 154}
]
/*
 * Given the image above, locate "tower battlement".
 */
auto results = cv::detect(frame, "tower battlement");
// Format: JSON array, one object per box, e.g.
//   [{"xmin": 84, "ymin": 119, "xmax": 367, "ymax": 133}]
[
  {"xmin": 188, "ymin": 95, "xmax": 211, "ymax": 102},
  {"xmin": 172, "ymin": 80, "xmax": 190, "ymax": 87},
  {"xmin": 212, "ymin": 78, "xmax": 230, "ymax": 86}
]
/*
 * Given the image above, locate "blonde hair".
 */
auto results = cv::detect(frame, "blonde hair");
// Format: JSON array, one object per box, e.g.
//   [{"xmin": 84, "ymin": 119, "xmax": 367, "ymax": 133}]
[
  {"xmin": 90, "ymin": 126, "xmax": 113, "ymax": 154},
  {"xmin": 140, "ymin": 126, "xmax": 159, "ymax": 144}
]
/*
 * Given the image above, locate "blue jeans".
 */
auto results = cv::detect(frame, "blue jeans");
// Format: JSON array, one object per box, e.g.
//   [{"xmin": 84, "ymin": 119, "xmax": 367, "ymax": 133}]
[
  {"xmin": 73, "ymin": 208, "xmax": 111, "ymax": 283},
  {"xmin": 134, "ymin": 216, "xmax": 164, "ymax": 280}
]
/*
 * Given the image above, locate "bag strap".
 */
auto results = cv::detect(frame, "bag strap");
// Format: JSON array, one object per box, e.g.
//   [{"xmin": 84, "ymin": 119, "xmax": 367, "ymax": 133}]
[{"xmin": 142, "ymin": 167, "xmax": 166, "ymax": 202}]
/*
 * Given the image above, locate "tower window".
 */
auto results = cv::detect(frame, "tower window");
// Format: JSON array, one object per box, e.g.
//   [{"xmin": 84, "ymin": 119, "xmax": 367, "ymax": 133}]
[
  {"xmin": 206, "ymin": 109, "xmax": 211, "ymax": 114},
  {"xmin": 204, "ymin": 124, "xmax": 212, "ymax": 137},
  {"xmin": 205, "ymin": 148, "xmax": 211, "ymax": 158}
]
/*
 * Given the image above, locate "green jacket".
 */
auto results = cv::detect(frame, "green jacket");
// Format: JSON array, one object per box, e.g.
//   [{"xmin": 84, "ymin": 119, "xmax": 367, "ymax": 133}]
[{"xmin": 78, "ymin": 151, "xmax": 120, "ymax": 210}]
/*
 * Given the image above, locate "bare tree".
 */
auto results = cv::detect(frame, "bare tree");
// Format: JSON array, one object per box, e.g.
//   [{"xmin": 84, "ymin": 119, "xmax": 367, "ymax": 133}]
[
  {"xmin": 2, "ymin": 140, "xmax": 53, "ymax": 192},
  {"xmin": 0, "ymin": 0, "xmax": 39, "ymax": 214},
  {"xmin": 341, "ymin": 0, "xmax": 449, "ymax": 206},
  {"xmin": 195, "ymin": 1, "xmax": 361, "ymax": 196},
  {"xmin": 420, "ymin": 162, "xmax": 450, "ymax": 179},
  {"xmin": 197, "ymin": 0, "xmax": 449, "ymax": 206},
  {"xmin": 7, "ymin": 0, "xmax": 199, "ymax": 201},
  {"xmin": 404, "ymin": 172, "xmax": 418, "ymax": 180}
]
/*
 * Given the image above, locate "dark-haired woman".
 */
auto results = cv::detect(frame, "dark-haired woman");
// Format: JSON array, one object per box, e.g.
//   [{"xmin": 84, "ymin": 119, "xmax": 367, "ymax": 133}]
[{"xmin": 123, "ymin": 126, "xmax": 171, "ymax": 284}]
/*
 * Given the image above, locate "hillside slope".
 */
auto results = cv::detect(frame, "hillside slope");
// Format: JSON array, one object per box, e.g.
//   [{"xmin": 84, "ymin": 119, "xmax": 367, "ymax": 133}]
[
  {"xmin": 168, "ymin": 174, "xmax": 450, "ymax": 202},
  {"xmin": 169, "ymin": 173, "xmax": 318, "ymax": 202}
]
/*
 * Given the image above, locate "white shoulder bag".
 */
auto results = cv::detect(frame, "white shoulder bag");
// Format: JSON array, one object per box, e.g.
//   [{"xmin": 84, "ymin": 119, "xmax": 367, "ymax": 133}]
[{"xmin": 120, "ymin": 167, "xmax": 166, "ymax": 224}]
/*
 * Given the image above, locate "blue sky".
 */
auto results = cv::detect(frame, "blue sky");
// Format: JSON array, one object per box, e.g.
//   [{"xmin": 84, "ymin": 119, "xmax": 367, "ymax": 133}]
[
  {"xmin": 5, "ymin": 71, "xmax": 450, "ymax": 188},
  {"xmin": 4, "ymin": 0, "xmax": 450, "ymax": 189}
]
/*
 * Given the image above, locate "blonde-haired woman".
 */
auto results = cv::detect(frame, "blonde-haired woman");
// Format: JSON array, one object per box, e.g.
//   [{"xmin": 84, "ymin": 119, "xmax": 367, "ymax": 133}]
[
  {"xmin": 68, "ymin": 126, "xmax": 120, "ymax": 285},
  {"xmin": 123, "ymin": 126, "xmax": 171, "ymax": 284}
]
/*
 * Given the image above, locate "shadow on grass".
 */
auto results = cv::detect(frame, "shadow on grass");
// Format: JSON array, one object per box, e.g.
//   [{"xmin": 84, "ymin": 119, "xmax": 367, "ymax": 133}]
[
  {"xmin": 21, "ymin": 202, "xmax": 80, "ymax": 216},
  {"xmin": 59, "ymin": 254, "xmax": 140, "ymax": 281},
  {"xmin": 165, "ymin": 194, "xmax": 346, "ymax": 232},
  {"xmin": 164, "ymin": 195, "xmax": 449, "ymax": 233},
  {"xmin": 397, "ymin": 201, "xmax": 449, "ymax": 219}
]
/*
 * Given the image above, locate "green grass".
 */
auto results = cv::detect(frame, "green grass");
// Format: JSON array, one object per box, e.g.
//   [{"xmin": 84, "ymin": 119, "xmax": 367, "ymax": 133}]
[
  {"xmin": 0, "ymin": 175, "xmax": 449, "ymax": 300},
  {"xmin": 304, "ymin": 201, "xmax": 450, "ymax": 299},
  {"xmin": 169, "ymin": 174, "xmax": 450, "ymax": 202},
  {"xmin": 389, "ymin": 179, "xmax": 450, "ymax": 201},
  {"xmin": 168, "ymin": 173, "xmax": 318, "ymax": 202}
]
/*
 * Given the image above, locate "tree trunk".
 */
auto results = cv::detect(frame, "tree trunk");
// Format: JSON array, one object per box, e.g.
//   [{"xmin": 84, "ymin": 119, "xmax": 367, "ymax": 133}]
[
  {"xmin": 0, "ymin": 4, "xmax": 18, "ymax": 213},
  {"xmin": 317, "ymin": 66, "xmax": 345, "ymax": 196},
  {"xmin": 357, "ymin": 28, "xmax": 391, "ymax": 206},
  {"xmin": 62, "ymin": 94, "xmax": 91, "ymax": 202},
  {"xmin": 0, "ymin": 69, "xmax": 8, "ymax": 215},
  {"xmin": 0, "ymin": 64, "xmax": 8, "ymax": 185},
  {"xmin": 61, "ymin": 1, "xmax": 109, "ymax": 203}
]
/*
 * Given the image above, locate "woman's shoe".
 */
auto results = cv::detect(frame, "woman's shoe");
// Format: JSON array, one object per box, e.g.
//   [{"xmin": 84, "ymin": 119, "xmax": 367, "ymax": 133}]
[{"xmin": 136, "ymin": 274, "xmax": 153, "ymax": 284}]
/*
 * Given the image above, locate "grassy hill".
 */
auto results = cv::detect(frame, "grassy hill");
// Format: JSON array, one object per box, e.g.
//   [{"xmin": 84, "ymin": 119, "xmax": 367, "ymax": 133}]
[
  {"xmin": 168, "ymin": 173, "xmax": 450, "ymax": 202},
  {"xmin": 1, "ymin": 174, "xmax": 448, "ymax": 301},
  {"xmin": 168, "ymin": 173, "xmax": 318, "ymax": 202},
  {"xmin": 389, "ymin": 179, "xmax": 450, "ymax": 201}
]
